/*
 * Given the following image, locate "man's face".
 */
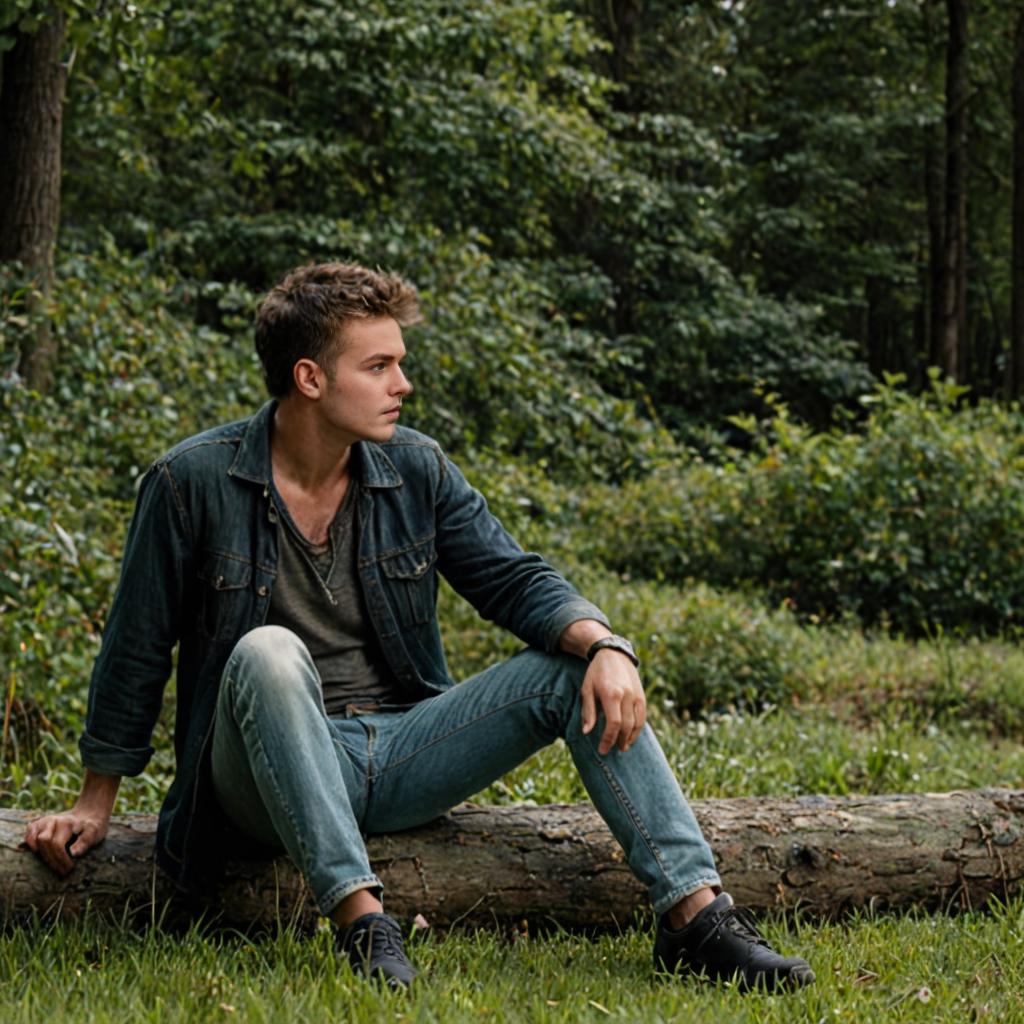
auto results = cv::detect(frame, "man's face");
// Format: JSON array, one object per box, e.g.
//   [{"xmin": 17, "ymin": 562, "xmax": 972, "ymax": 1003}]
[{"xmin": 315, "ymin": 317, "xmax": 413, "ymax": 444}]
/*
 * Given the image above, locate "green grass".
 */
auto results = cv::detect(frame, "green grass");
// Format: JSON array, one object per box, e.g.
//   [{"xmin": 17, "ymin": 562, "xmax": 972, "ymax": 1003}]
[
  {"xmin": 1, "ymin": 903, "xmax": 1021, "ymax": 1022},
  {"xmin": 475, "ymin": 706, "xmax": 1024, "ymax": 808}
]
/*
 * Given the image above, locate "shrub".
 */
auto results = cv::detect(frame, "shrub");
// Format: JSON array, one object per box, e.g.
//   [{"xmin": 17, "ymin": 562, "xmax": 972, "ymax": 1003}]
[
  {"xmin": 0, "ymin": 252, "xmax": 263, "ymax": 795},
  {"xmin": 439, "ymin": 569, "xmax": 810, "ymax": 715},
  {"xmin": 578, "ymin": 376, "xmax": 1024, "ymax": 635}
]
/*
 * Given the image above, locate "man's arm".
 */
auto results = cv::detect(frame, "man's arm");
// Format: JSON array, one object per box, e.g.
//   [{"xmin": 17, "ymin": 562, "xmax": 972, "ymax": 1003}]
[
  {"xmin": 78, "ymin": 462, "xmax": 190, "ymax": 774},
  {"xmin": 26, "ymin": 462, "xmax": 191, "ymax": 874},
  {"xmin": 24, "ymin": 770, "xmax": 121, "ymax": 876},
  {"xmin": 560, "ymin": 619, "xmax": 646, "ymax": 756},
  {"xmin": 428, "ymin": 449, "xmax": 641, "ymax": 751},
  {"xmin": 432, "ymin": 452, "xmax": 610, "ymax": 651}
]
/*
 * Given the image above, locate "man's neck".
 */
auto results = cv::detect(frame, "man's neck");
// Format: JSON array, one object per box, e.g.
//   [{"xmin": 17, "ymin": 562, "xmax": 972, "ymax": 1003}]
[{"xmin": 271, "ymin": 397, "xmax": 353, "ymax": 493}]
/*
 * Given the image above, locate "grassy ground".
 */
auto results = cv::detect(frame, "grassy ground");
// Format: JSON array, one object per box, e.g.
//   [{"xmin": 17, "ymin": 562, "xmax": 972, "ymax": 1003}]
[
  {"xmin": 1, "ymin": 903, "xmax": 1020, "ymax": 1023},
  {"xmin": 480, "ymin": 705, "xmax": 1024, "ymax": 807}
]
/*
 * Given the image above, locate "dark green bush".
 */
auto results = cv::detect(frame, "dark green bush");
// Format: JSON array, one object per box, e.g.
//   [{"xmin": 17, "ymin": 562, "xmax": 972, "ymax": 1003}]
[
  {"xmin": 578, "ymin": 376, "xmax": 1024, "ymax": 635},
  {"xmin": 1, "ymin": 252, "xmax": 263, "ymax": 789}
]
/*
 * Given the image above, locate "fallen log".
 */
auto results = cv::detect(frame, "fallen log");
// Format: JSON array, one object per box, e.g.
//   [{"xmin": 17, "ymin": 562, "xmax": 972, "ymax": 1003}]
[{"xmin": 2, "ymin": 789, "xmax": 1022, "ymax": 930}]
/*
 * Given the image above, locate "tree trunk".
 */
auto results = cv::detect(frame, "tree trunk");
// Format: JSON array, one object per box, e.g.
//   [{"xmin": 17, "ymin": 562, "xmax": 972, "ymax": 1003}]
[
  {"xmin": 934, "ymin": 0, "xmax": 969, "ymax": 382},
  {"xmin": 0, "ymin": 7, "xmax": 67, "ymax": 393},
  {"xmin": 924, "ymin": 0, "xmax": 945, "ymax": 374},
  {"xmin": 3, "ymin": 790, "xmax": 1023, "ymax": 931},
  {"xmin": 1011, "ymin": 8, "xmax": 1024, "ymax": 396}
]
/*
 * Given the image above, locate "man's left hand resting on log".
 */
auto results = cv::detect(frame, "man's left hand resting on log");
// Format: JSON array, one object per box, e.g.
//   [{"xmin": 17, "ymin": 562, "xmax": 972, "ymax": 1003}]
[{"xmin": 25, "ymin": 769, "xmax": 119, "ymax": 875}]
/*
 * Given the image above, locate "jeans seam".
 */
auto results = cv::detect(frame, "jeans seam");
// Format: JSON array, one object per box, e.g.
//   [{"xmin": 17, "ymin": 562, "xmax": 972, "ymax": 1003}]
[{"xmin": 576, "ymin": 735, "xmax": 668, "ymax": 876}]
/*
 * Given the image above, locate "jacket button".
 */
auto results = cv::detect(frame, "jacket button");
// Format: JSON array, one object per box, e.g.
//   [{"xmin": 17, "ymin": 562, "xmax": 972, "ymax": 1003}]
[{"xmin": 257, "ymin": 585, "xmax": 268, "ymax": 597}]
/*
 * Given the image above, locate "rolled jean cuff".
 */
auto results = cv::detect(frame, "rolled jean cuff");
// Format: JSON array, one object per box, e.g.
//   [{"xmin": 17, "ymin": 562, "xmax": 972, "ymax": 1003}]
[
  {"xmin": 319, "ymin": 874, "xmax": 384, "ymax": 917},
  {"xmin": 652, "ymin": 873, "xmax": 723, "ymax": 918}
]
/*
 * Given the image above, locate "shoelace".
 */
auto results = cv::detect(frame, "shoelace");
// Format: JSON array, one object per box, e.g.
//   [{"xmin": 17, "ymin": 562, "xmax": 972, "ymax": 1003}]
[
  {"xmin": 692, "ymin": 904, "xmax": 771, "ymax": 956},
  {"xmin": 350, "ymin": 920, "xmax": 405, "ymax": 962}
]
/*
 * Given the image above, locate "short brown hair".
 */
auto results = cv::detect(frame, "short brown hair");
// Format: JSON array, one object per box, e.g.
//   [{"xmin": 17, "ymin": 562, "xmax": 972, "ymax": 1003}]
[{"xmin": 254, "ymin": 262, "xmax": 421, "ymax": 397}]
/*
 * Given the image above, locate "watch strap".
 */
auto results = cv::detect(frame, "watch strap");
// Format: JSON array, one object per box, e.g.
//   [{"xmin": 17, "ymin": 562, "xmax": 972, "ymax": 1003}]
[{"xmin": 585, "ymin": 634, "xmax": 639, "ymax": 667}]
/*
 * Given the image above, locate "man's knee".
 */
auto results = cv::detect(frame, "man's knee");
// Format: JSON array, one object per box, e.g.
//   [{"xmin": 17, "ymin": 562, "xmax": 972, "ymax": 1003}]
[
  {"xmin": 503, "ymin": 648, "xmax": 587, "ymax": 733},
  {"xmin": 221, "ymin": 625, "xmax": 318, "ymax": 705}
]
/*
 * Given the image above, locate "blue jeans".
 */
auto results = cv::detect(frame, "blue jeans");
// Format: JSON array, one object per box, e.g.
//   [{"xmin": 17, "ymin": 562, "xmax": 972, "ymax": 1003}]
[{"xmin": 211, "ymin": 625, "xmax": 721, "ymax": 917}]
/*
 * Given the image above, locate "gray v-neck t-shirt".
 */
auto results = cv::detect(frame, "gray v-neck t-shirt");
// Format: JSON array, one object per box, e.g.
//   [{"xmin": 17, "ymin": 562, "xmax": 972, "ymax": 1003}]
[{"xmin": 266, "ymin": 482, "xmax": 402, "ymax": 715}]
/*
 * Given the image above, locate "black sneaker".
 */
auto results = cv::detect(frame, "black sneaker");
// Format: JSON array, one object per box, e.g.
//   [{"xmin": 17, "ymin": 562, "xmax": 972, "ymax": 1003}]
[
  {"xmin": 338, "ymin": 912, "xmax": 417, "ymax": 990},
  {"xmin": 654, "ymin": 893, "xmax": 814, "ymax": 992}
]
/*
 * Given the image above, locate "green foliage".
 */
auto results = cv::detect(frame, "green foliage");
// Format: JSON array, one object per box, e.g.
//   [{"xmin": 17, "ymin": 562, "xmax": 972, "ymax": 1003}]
[
  {"xmin": 63, "ymin": 0, "xmax": 613, "ymax": 258},
  {"xmin": 55, "ymin": 0, "xmax": 881, "ymax": 441},
  {"xmin": 5, "ymin": 244, "xmax": 1024, "ymax": 812},
  {"xmin": 402, "ymin": 242, "xmax": 666, "ymax": 477},
  {"xmin": 0, "ymin": 250, "xmax": 263, "ymax": 795},
  {"xmin": 565, "ymin": 102, "xmax": 876, "ymax": 435},
  {"xmin": 578, "ymin": 376, "xmax": 1024, "ymax": 634}
]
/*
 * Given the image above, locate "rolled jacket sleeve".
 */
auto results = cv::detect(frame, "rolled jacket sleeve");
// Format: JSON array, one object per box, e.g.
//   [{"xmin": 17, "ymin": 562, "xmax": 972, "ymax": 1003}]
[
  {"xmin": 79, "ymin": 462, "xmax": 193, "ymax": 777},
  {"xmin": 433, "ymin": 453, "xmax": 609, "ymax": 653},
  {"xmin": 541, "ymin": 597, "xmax": 610, "ymax": 654},
  {"xmin": 78, "ymin": 732, "xmax": 156, "ymax": 778}
]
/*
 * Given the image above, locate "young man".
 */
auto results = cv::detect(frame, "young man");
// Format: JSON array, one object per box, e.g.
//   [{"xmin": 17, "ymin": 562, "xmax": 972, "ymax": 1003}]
[{"xmin": 26, "ymin": 262, "xmax": 813, "ymax": 992}]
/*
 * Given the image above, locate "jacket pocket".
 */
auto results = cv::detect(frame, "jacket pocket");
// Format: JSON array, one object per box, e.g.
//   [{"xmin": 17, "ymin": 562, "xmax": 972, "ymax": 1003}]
[
  {"xmin": 197, "ymin": 551, "xmax": 252, "ymax": 642},
  {"xmin": 378, "ymin": 537, "xmax": 437, "ymax": 628}
]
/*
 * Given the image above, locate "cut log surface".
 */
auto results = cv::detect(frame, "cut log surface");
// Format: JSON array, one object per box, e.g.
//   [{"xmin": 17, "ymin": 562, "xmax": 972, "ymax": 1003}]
[{"xmin": 2, "ymin": 789, "xmax": 1022, "ymax": 930}]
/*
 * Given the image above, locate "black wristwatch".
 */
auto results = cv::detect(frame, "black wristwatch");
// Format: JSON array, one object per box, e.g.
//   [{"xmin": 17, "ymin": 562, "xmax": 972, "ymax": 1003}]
[{"xmin": 585, "ymin": 634, "xmax": 639, "ymax": 667}]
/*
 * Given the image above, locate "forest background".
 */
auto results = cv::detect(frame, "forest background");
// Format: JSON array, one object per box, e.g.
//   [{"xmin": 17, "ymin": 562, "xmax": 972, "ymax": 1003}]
[{"xmin": 3, "ymin": 1, "xmax": 1024, "ymax": 1021}]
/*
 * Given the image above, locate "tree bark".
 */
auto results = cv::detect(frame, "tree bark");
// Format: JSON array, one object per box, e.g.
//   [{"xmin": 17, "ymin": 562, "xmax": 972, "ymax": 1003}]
[
  {"xmin": 604, "ymin": 0, "xmax": 641, "ymax": 93},
  {"xmin": 924, "ymin": 0, "xmax": 945, "ymax": 374},
  {"xmin": 3, "ymin": 790, "xmax": 1023, "ymax": 931},
  {"xmin": 0, "ymin": 6, "xmax": 67, "ymax": 393},
  {"xmin": 1011, "ymin": 7, "xmax": 1024, "ymax": 397},
  {"xmin": 934, "ymin": 0, "xmax": 969, "ymax": 382}
]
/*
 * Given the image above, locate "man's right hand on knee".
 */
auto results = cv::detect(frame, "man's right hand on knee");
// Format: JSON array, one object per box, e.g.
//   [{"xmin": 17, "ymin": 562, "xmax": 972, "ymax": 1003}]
[{"xmin": 24, "ymin": 770, "xmax": 120, "ymax": 876}]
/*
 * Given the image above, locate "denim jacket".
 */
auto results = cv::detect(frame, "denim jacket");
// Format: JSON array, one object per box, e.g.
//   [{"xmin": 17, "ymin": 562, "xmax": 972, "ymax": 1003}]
[{"xmin": 79, "ymin": 401, "xmax": 607, "ymax": 890}]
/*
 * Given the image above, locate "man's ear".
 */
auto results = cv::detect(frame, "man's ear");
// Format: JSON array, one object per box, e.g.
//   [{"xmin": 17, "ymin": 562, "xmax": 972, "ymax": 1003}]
[{"xmin": 293, "ymin": 358, "xmax": 323, "ymax": 399}]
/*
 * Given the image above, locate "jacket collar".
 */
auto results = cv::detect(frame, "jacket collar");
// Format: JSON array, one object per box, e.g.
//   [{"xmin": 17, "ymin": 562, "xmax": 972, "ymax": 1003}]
[
  {"xmin": 228, "ymin": 399, "xmax": 403, "ymax": 489},
  {"xmin": 353, "ymin": 437, "xmax": 404, "ymax": 489}
]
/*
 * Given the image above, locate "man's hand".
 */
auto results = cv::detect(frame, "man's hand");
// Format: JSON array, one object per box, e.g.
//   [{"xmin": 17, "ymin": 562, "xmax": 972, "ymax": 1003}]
[
  {"xmin": 579, "ymin": 649, "xmax": 647, "ymax": 755},
  {"xmin": 24, "ymin": 770, "xmax": 120, "ymax": 876},
  {"xmin": 559, "ymin": 619, "xmax": 647, "ymax": 755}
]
